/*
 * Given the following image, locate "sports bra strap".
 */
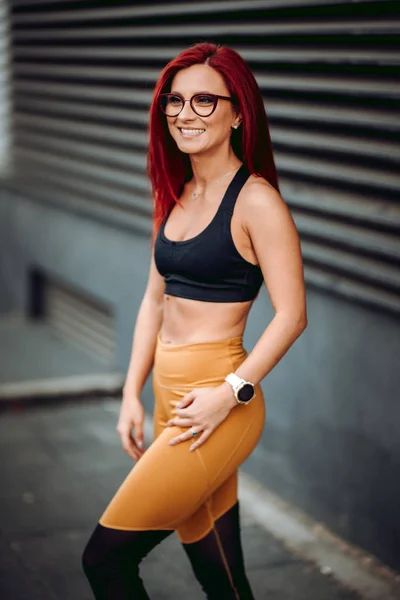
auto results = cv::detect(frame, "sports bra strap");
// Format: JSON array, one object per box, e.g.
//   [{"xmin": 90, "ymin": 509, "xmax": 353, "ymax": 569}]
[{"xmin": 219, "ymin": 164, "xmax": 251, "ymax": 215}]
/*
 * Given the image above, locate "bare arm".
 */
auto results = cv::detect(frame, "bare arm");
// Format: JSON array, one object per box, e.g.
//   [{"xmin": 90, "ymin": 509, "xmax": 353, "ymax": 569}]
[
  {"xmin": 116, "ymin": 251, "xmax": 165, "ymax": 460},
  {"xmin": 123, "ymin": 252, "xmax": 165, "ymax": 397},
  {"xmin": 223, "ymin": 180, "xmax": 307, "ymax": 399}
]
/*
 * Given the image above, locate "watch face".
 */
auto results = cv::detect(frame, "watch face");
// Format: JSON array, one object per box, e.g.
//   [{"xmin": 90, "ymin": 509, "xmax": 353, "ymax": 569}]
[{"xmin": 238, "ymin": 383, "xmax": 254, "ymax": 402}]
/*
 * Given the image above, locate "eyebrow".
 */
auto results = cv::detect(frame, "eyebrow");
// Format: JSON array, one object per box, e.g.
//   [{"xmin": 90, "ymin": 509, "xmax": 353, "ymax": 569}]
[{"xmin": 169, "ymin": 90, "xmax": 216, "ymax": 95}]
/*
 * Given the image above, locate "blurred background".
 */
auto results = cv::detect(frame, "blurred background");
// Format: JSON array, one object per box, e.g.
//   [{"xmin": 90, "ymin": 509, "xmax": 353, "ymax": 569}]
[{"xmin": 0, "ymin": 1, "xmax": 399, "ymax": 599}]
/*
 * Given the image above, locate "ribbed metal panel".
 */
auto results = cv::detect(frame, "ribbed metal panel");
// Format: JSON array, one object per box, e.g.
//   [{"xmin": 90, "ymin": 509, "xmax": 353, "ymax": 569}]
[
  {"xmin": 5, "ymin": 0, "xmax": 400, "ymax": 314},
  {"xmin": 0, "ymin": 0, "xmax": 12, "ymax": 176},
  {"xmin": 45, "ymin": 279, "xmax": 116, "ymax": 364}
]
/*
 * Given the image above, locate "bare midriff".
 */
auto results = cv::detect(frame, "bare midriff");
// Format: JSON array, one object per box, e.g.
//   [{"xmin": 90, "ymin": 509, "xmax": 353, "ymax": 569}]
[{"xmin": 159, "ymin": 294, "xmax": 254, "ymax": 345}]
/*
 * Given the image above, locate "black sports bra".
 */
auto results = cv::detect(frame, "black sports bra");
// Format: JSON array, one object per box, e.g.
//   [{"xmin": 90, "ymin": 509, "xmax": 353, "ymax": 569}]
[{"xmin": 154, "ymin": 164, "xmax": 264, "ymax": 303}]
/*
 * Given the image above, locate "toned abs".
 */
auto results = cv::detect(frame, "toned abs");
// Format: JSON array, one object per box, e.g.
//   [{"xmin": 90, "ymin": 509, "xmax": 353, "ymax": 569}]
[{"xmin": 160, "ymin": 295, "xmax": 253, "ymax": 345}]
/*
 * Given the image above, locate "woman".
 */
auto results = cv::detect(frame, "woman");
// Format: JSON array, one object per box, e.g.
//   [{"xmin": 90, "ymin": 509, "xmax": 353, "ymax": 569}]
[{"xmin": 82, "ymin": 42, "xmax": 307, "ymax": 599}]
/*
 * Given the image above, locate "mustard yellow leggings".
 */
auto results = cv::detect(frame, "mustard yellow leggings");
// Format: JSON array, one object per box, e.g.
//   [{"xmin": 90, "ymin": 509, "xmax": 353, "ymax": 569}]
[{"xmin": 82, "ymin": 333, "xmax": 266, "ymax": 599}]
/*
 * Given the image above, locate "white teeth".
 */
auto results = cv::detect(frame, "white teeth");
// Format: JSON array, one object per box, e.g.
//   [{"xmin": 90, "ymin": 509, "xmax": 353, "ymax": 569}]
[{"xmin": 180, "ymin": 128, "xmax": 205, "ymax": 136}]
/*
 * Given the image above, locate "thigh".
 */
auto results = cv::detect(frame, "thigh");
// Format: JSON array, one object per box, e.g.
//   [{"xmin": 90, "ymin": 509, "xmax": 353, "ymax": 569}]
[
  {"xmin": 99, "ymin": 387, "xmax": 264, "ymax": 533},
  {"xmin": 176, "ymin": 470, "xmax": 238, "ymax": 543},
  {"xmin": 99, "ymin": 424, "xmax": 210, "ymax": 531}
]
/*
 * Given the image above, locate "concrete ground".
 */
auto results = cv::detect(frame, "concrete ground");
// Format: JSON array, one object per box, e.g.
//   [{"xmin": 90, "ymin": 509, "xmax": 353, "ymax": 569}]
[{"xmin": 0, "ymin": 397, "xmax": 366, "ymax": 600}]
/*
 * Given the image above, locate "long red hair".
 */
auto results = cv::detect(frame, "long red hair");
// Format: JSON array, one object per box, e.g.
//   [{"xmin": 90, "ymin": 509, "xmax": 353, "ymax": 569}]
[{"xmin": 147, "ymin": 42, "xmax": 280, "ymax": 243}]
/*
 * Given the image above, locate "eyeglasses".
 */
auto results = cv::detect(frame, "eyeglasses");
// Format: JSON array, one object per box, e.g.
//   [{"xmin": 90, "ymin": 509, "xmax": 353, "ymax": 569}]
[{"xmin": 159, "ymin": 92, "xmax": 233, "ymax": 117}]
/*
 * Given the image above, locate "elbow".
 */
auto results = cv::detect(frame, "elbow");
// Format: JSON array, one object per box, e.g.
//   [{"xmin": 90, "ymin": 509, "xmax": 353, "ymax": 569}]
[
  {"xmin": 296, "ymin": 311, "xmax": 308, "ymax": 335},
  {"xmin": 275, "ymin": 308, "xmax": 308, "ymax": 337},
  {"xmin": 285, "ymin": 310, "xmax": 308, "ymax": 338}
]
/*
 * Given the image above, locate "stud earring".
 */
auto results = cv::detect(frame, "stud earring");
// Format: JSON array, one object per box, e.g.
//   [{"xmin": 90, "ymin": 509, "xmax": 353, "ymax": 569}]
[{"xmin": 232, "ymin": 124, "xmax": 239, "ymax": 129}]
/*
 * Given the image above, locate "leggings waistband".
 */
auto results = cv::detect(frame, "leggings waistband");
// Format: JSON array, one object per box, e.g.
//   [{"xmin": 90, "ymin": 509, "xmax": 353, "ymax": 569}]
[{"xmin": 156, "ymin": 331, "xmax": 244, "ymax": 352}]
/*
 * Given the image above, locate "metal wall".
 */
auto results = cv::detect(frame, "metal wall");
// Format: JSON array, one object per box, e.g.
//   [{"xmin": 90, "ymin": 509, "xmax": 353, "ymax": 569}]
[
  {"xmin": 1, "ymin": 0, "xmax": 400, "ymax": 572},
  {"xmin": 5, "ymin": 0, "xmax": 400, "ymax": 313}
]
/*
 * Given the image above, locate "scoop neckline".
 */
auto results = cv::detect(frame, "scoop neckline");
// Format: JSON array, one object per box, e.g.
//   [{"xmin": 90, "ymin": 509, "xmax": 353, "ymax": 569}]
[{"xmin": 160, "ymin": 164, "xmax": 245, "ymax": 246}]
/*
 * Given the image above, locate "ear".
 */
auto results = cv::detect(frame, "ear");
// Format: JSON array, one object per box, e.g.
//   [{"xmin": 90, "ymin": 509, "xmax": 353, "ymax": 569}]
[{"xmin": 232, "ymin": 111, "xmax": 242, "ymax": 129}]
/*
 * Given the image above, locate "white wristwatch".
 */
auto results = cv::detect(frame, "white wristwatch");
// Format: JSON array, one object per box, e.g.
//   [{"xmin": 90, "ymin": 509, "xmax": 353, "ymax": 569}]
[{"xmin": 225, "ymin": 373, "xmax": 256, "ymax": 405}]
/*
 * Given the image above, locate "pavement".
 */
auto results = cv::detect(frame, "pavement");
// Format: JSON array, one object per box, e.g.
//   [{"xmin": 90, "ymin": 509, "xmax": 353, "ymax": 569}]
[{"xmin": 0, "ymin": 396, "xmax": 367, "ymax": 600}]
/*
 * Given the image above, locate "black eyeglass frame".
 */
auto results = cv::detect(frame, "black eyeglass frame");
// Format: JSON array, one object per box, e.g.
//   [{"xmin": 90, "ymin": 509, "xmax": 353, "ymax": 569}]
[{"xmin": 159, "ymin": 92, "xmax": 234, "ymax": 117}]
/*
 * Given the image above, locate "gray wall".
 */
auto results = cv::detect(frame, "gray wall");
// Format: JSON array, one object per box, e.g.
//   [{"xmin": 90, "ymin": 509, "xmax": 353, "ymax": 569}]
[{"xmin": 1, "ymin": 187, "xmax": 399, "ymax": 571}]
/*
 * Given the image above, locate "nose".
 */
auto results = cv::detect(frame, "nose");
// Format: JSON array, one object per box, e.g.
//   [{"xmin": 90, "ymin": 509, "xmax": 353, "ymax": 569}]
[{"xmin": 179, "ymin": 99, "xmax": 197, "ymax": 119}]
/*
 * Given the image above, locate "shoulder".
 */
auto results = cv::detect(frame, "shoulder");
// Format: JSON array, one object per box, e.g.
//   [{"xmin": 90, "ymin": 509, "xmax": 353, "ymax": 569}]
[{"xmin": 237, "ymin": 174, "xmax": 293, "ymax": 234}]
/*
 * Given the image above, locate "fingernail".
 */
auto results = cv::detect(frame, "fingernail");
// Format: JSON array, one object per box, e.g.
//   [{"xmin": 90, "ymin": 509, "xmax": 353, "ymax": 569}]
[
  {"xmin": 137, "ymin": 440, "xmax": 144, "ymax": 449},
  {"xmin": 189, "ymin": 446, "xmax": 195, "ymax": 451},
  {"xmin": 168, "ymin": 440, "xmax": 175, "ymax": 445},
  {"xmin": 176, "ymin": 402, "xmax": 182, "ymax": 408}
]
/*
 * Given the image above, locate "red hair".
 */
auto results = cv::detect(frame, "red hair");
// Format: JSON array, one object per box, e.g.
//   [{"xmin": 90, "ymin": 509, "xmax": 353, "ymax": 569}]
[{"xmin": 147, "ymin": 42, "xmax": 280, "ymax": 243}]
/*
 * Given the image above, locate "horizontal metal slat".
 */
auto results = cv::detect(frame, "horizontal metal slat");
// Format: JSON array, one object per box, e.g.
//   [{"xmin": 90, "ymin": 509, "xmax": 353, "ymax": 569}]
[
  {"xmin": 48, "ymin": 286, "xmax": 114, "ymax": 332},
  {"xmin": 12, "ymin": 45, "xmax": 184, "ymax": 61},
  {"xmin": 304, "ymin": 264, "xmax": 400, "ymax": 314},
  {"xmin": 15, "ymin": 130, "xmax": 146, "ymax": 172},
  {"xmin": 272, "ymin": 125, "xmax": 399, "ymax": 164},
  {"xmin": 48, "ymin": 303, "xmax": 116, "ymax": 356},
  {"xmin": 301, "ymin": 241, "xmax": 400, "ymax": 290},
  {"xmin": 0, "ymin": 37, "xmax": 10, "ymax": 52},
  {"xmin": 12, "ymin": 0, "xmax": 386, "ymax": 24},
  {"xmin": 48, "ymin": 312, "xmax": 114, "ymax": 363},
  {"xmin": 281, "ymin": 179, "xmax": 400, "ymax": 230},
  {"xmin": 12, "ymin": 163, "xmax": 150, "ymax": 210},
  {"xmin": 294, "ymin": 212, "xmax": 400, "ymax": 260},
  {"xmin": 16, "ymin": 97, "xmax": 148, "ymax": 127},
  {"xmin": 14, "ymin": 112, "xmax": 148, "ymax": 147},
  {"xmin": 48, "ymin": 307, "xmax": 116, "ymax": 356},
  {"xmin": 46, "ymin": 282, "xmax": 116, "ymax": 363},
  {"xmin": 266, "ymin": 99, "xmax": 400, "ymax": 132},
  {"xmin": 14, "ymin": 63, "xmax": 160, "ymax": 83},
  {"xmin": 12, "ymin": 44, "xmax": 400, "ymax": 66},
  {"xmin": 5, "ymin": 182, "xmax": 152, "ymax": 234},
  {"xmin": 241, "ymin": 47, "xmax": 400, "ymax": 66},
  {"xmin": 14, "ymin": 147, "xmax": 146, "ymax": 193},
  {"xmin": 276, "ymin": 151, "xmax": 400, "ymax": 194},
  {"xmin": 254, "ymin": 72, "xmax": 399, "ymax": 98},
  {"xmin": 13, "ymin": 80, "xmax": 152, "ymax": 104},
  {"xmin": 12, "ymin": 19, "xmax": 400, "ymax": 43}
]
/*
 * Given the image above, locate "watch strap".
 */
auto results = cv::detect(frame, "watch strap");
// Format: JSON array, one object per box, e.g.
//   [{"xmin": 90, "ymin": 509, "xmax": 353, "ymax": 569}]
[{"xmin": 225, "ymin": 373, "xmax": 244, "ymax": 389}]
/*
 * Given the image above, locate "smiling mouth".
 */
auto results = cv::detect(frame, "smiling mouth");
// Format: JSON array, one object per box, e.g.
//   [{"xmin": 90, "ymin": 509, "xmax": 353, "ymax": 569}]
[{"xmin": 178, "ymin": 128, "xmax": 205, "ymax": 137}]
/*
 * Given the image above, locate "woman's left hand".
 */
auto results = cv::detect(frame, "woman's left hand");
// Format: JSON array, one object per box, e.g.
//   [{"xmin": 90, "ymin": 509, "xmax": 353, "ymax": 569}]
[{"xmin": 166, "ymin": 383, "xmax": 237, "ymax": 451}]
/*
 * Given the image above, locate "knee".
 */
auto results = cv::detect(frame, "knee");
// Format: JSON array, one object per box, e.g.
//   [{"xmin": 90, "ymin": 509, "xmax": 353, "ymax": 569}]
[
  {"xmin": 81, "ymin": 526, "xmax": 108, "ymax": 577},
  {"xmin": 81, "ymin": 535, "xmax": 98, "ymax": 576}
]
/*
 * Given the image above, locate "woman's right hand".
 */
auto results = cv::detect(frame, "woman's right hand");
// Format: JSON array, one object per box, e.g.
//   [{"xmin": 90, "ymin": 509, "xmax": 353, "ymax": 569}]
[{"xmin": 116, "ymin": 392, "xmax": 145, "ymax": 461}]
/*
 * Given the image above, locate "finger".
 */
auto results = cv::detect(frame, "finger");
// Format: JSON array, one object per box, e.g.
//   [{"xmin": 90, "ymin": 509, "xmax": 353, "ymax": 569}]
[
  {"xmin": 171, "ymin": 405, "xmax": 195, "ymax": 419},
  {"xmin": 175, "ymin": 406, "xmax": 194, "ymax": 417},
  {"xmin": 189, "ymin": 429, "xmax": 211, "ymax": 451},
  {"xmin": 133, "ymin": 420, "xmax": 145, "ymax": 451},
  {"xmin": 168, "ymin": 427, "xmax": 201, "ymax": 446},
  {"xmin": 123, "ymin": 438, "xmax": 139, "ymax": 460},
  {"xmin": 166, "ymin": 418, "xmax": 193, "ymax": 428},
  {"xmin": 176, "ymin": 391, "xmax": 196, "ymax": 409},
  {"xmin": 117, "ymin": 425, "xmax": 142, "ymax": 460}
]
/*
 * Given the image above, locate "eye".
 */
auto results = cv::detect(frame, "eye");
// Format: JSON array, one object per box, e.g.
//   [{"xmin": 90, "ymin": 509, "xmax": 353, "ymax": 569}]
[
  {"xmin": 168, "ymin": 95, "xmax": 183, "ymax": 106},
  {"xmin": 193, "ymin": 94, "xmax": 214, "ymax": 105}
]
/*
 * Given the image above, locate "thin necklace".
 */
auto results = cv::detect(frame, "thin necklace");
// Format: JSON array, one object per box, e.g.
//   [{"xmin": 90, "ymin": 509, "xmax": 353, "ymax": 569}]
[{"xmin": 191, "ymin": 165, "xmax": 241, "ymax": 200}]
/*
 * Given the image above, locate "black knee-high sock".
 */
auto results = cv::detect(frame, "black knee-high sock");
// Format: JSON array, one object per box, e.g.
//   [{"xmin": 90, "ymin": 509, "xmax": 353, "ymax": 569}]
[
  {"xmin": 82, "ymin": 523, "xmax": 173, "ymax": 599},
  {"xmin": 182, "ymin": 501, "xmax": 255, "ymax": 600}
]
